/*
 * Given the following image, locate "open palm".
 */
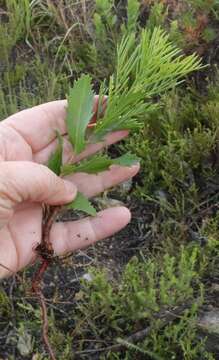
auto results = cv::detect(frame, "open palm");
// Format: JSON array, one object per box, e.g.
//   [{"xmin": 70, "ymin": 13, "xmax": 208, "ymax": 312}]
[{"xmin": 0, "ymin": 98, "xmax": 139, "ymax": 278}]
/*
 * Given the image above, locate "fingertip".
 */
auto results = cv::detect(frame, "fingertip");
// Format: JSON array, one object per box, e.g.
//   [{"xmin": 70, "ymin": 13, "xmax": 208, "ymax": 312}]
[
  {"xmin": 116, "ymin": 129, "xmax": 129, "ymax": 137},
  {"xmin": 98, "ymin": 206, "xmax": 131, "ymax": 228},
  {"xmin": 116, "ymin": 206, "xmax": 132, "ymax": 226},
  {"xmin": 51, "ymin": 206, "xmax": 132, "ymax": 255},
  {"xmin": 107, "ymin": 130, "xmax": 129, "ymax": 142},
  {"xmin": 110, "ymin": 163, "xmax": 140, "ymax": 171},
  {"xmin": 63, "ymin": 180, "xmax": 77, "ymax": 202},
  {"xmin": 44, "ymin": 177, "xmax": 77, "ymax": 205},
  {"xmin": 131, "ymin": 163, "xmax": 140, "ymax": 175}
]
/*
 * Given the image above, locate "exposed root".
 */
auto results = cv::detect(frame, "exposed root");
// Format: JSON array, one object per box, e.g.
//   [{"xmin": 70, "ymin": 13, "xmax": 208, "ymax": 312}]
[
  {"xmin": 33, "ymin": 281, "xmax": 56, "ymax": 360},
  {"xmin": 31, "ymin": 205, "xmax": 61, "ymax": 360}
]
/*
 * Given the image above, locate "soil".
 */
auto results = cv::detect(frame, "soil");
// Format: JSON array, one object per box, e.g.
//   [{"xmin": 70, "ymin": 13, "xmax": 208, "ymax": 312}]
[{"xmin": 0, "ymin": 191, "xmax": 158, "ymax": 359}]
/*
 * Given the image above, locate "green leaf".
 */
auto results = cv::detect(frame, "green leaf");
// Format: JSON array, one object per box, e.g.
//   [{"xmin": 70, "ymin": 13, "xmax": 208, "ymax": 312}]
[
  {"xmin": 47, "ymin": 130, "xmax": 63, "ymax": 175},
  {"xmin": 67, "ymin": 192, "xmax": 97, "ymax": 216},
  {"xmin": 61, "ymin": 153, "xmax": 139, "ymax": 176},
  {"xmin": 93, "ymin": 27, "xmax": 204, "ymax": 140},
  {"xmin": 66, "ymin": 75, "xmax": 94, "ymax": 154},
  {"xmin": 112, "ymin": 153, "xmax": 140, "ymax": 167},
  {"xmin": 61, "ymin": 155, "xmax": 111, "ymax": 176},
  {"xmin": 127, "ymin": 0, "xmax": 139, "ymax": 32}
]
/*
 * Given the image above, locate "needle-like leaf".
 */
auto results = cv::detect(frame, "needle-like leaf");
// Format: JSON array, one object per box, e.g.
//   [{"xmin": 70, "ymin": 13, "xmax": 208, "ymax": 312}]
[{"xmin": 93, "ymin": 27, "xmax": 204, "ymax": 140}]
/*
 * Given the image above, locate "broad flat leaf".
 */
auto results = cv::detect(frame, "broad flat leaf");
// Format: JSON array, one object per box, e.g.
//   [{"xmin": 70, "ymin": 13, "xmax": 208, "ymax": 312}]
[
  {"xmin": 47, "ymin": 130, "xmax": 63, "ymax": 175},
  {"xmin": 61, "ymin": 155, "xmax": 111, "ymax": 176},
  {"xmin": 61, "ymin": 153, "xmax": 139, "ymax": 176},
  {"xmin": 67, "ymin": 192, "xmax": 97, "ymax": 216},
  {"xmin": 66, "ymin": 75, "xmax": 94, "ymax": 154},
  {"xmin": 112, "ymin": 153, "xmax": 140, "ymax": 167}
]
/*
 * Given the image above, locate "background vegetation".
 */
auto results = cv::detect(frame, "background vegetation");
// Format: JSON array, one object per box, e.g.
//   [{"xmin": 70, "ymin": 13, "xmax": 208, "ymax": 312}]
[{"xmin": 0, "ymin": 0, "xmax": 219, "ymax": 359}]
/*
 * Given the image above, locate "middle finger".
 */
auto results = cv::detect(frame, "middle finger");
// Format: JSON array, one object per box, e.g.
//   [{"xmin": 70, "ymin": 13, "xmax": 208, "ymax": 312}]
[{"xmin": 33, "ymin": 130, "xmax": 129, "ymax": 164}]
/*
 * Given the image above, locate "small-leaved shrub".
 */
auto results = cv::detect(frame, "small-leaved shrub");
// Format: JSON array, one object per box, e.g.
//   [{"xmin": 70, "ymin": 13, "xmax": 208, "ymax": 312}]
[{"xmin": 71, "ymin": 239, "xmax": 217, "ymax": 359}]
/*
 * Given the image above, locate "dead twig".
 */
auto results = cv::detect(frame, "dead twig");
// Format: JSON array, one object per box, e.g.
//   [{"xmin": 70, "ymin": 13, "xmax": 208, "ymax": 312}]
[{"xmin": 74, "ymin": 303, "xmax": 191, "ymax": 355}]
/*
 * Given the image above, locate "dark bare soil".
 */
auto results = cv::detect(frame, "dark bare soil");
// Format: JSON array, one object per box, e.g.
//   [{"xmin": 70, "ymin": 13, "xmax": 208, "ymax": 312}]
[{"xmin": 0, "ymin": 193, "xmax": 157, "ymax": 359}]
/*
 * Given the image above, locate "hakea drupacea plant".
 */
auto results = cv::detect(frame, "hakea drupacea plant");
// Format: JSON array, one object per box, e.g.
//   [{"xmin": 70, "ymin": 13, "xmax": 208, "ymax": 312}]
[
  {"xmin": 32, "ymin": 27, "xmax": 204, "ymax": 359},
  {"xmin": 48, "ymin": 27, "xmax": 204, "ymax": 215}
]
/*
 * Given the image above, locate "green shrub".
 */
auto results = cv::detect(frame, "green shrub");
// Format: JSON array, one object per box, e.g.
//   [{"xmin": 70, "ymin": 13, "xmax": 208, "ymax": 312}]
[
  {"xmin": 71, "ymin": 239, "xmax": 217, "ymax": 358},
  {"xmin": 125, "ymin": 80, "xmax": 219, "ymax": 198}
]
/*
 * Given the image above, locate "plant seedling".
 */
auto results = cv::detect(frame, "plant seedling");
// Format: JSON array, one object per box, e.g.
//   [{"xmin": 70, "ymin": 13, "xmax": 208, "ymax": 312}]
[{"xmin": 32, "ymin": 27, "xmax": 204, "ymax": 359}]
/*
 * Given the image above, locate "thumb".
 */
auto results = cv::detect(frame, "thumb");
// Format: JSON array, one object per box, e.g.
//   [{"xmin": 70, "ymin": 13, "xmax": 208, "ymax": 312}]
[{"xmin": 0, "ymin": 161, "xmax": 77, "ymax": 226}]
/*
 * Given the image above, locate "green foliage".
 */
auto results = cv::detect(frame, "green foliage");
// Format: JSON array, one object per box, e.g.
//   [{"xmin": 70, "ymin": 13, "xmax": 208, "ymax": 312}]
[
  {"xmin": 67, "ymin": 192, "xmax": 97, "ymax": 217},
  {"xmin": 143, "ymin": 305, "xmax": 213, "ymax": 360},
  {"xmin": 0, "ymin": 56, "xmax": 70, "ymax": 120},
  {"xmin": 66, "ymin": 75, "xmax": 94, "ymax": 154},
  {"xmin": 0, "ymin": 287, "xmax": 11, "ymax": 317},
  {"xmin": 61, "ymin": 153, "xmax": 139, "ymax": 176},
  {"xmin": 45, "ymin": 26, "xmax": 202, "ymax": 221},
  {"xmin": 93, "ymin": 27, "xmax": 203, "ymax": 140},
  {"xmin": 61, "ymin": 155, "xmax": 112, "ymax": 176},
  {"xmin": 126, "ymin": 0, "xmax": 140, "ymax": 32},
  {"xmin": 125, "ymin": 81, "xmax": 219, "ymax": 199},
  {"xmin": 146, "ymin": 2, "xmax": 168, "ymax": 31},
  {"xmin": 72, "ymin": 242, "xmax": 216, "ymax": 358},
  {"xmin": 47, "ymin": 27, "xmax": 202, "ymax": 217},
  {"xmin": 47, "ymin": 130, "xmax": 63, "ymax": 175},
  {"xmin": 144, "ymin": 0, "xmax": 219, "ymax": 54},
  {"xmin": 116, "ymin": 339, "xmax": 163, "ymax": 360},
  {"xmin": 0, "ymin": 0, "xmax": 31, "ymax": 61},
  {"xmin": 122, "ymin": 79, "xmax": 219, "ymax": 274},
  {"xmin": 0, "ymin": 0, "xmax": 216, "ymax": 122}
]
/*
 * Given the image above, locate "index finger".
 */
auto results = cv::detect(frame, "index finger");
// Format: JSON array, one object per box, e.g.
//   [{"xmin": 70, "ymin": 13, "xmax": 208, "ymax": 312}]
[{"xmin": 3, "ymin": 96, "xmax": 101, "ymax": 153}]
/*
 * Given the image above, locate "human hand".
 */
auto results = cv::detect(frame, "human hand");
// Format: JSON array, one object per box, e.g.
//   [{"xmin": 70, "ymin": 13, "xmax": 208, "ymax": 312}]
[{"xmin": 0, "ymin": 98, "xmax": 139, "ymax": 278}]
